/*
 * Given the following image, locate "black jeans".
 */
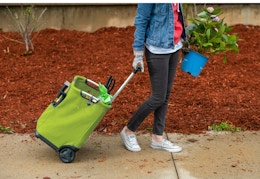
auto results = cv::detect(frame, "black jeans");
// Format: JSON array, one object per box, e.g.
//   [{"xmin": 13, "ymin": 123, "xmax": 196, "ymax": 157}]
[{"xmin": 127, "ymin": 48, "xmax": 180, "ymax": 135}]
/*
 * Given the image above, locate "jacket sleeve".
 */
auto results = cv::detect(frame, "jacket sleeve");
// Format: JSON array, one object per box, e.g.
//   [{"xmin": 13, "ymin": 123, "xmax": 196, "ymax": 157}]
[{"xmin": 132, "ymin": 3, "xmax": 154, "ymax": 51}]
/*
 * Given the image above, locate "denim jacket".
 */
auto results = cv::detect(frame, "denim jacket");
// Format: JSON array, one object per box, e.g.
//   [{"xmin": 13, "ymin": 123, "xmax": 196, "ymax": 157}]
[{"xmin": 133, "ymin": 3, "xmax": 187, "ymax": 51}]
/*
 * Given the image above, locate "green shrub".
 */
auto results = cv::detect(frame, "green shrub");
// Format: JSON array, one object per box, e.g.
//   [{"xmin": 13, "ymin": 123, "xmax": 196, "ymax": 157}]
[
  {"xmin": 0, "ymin": 125, "xmax": 15, "ymax": 134},
  {"xmin": 208, "ymin": 121, "xmax": 241, "ymax": 132}
]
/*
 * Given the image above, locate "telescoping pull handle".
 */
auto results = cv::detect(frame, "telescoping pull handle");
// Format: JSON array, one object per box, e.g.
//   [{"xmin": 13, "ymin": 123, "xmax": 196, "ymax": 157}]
[
  {"xmin": 111, "ymin": 63, "xmax": 141, "ymax": 103},
  {"xmin": 133, "ymin": 62, "xmax": 142, "ymax": 74}
]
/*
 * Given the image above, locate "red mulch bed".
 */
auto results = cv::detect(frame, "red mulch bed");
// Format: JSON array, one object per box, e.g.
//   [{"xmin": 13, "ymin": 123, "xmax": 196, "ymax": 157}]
[{"xmin": 0, "ymin": 24, "xmax": 259, "ymax": 134}]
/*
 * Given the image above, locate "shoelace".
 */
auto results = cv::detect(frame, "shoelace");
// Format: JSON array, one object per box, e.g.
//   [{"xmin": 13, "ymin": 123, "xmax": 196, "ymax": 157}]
[
  {"xmin": 128, "ymin": 135, "xmax": 138, "ymax": 144},
  {"xmin": 162, "ymin": 140, "xmax": 174, "ymax": 148}
]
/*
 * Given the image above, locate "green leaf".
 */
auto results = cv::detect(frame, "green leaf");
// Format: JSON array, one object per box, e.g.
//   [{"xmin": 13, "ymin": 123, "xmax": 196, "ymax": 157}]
[
  {"xmin": 230, "ymin": 45, "xmax": 239, "ymax": 53},
  {"xmin": 219, "ymin": 25, "xmax": 225, "ymax": 34},
  {"xmin": 197, "ymin": 11, "xmax": 208, "ymax": 18},
  {"xmin": 212, "ymin": 8, "xmax": 222, "ymax": 15},
  {"xmin": 225, "ymin": 24, "xmax": 233, "ymax": 32},
  {"xmin": 228, "ymin": 34, "xmax": 238, "ymax": 42},
  {"xmin": 188, "ymin": 18, "xmax": 199, "ymax": 26},
  {"xmin": 202, "ymin": 43, "xmax": 213, "ymax": 47},
  {"xmin": 206, "ymin": 29, "xmax": 210, "ymax": 40},
  {"xmin": 192, "ymin": 31, "xmax": 201, "ymax": 42},
  {"xmin": 222, "ymin": 34, "xmax": 228, "ymax": 42}
]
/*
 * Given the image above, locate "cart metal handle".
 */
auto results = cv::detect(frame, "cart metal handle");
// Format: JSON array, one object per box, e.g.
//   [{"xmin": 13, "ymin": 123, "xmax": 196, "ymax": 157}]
[
  {"xmin": 81, "ymin": 91, "xmax": 100, "ymax": 104},
  {"xmin": 81, "ymin": 78, "xmax": 101, "ymax": 104},
  {"xmin": 85, "ymin": 78, "xmax": 99, "ymax": 89}
]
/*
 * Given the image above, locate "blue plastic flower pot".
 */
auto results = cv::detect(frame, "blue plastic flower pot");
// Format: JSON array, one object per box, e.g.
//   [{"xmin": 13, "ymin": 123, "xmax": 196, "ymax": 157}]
[{"xmin": 180, "ymin": 50, "xmax": 209, "ymax": 77}]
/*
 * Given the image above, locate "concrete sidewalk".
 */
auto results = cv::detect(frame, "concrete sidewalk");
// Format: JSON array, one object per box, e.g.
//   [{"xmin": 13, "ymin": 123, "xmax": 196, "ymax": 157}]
[{"xmin": 0, "ymin": 131, "xmax": 259, "ymax": 179}]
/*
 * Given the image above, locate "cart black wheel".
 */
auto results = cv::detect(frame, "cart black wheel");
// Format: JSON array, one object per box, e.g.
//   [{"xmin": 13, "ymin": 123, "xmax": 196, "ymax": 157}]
[{"xmin": 59, "ymin": 147, "xmax": 75, "ymax": 163}]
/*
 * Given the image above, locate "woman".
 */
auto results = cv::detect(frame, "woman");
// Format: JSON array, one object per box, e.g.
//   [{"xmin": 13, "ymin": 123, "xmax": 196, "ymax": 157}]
[{"xmin": 120, "ymin": 3, "xmax": 187, "ymax": 152}]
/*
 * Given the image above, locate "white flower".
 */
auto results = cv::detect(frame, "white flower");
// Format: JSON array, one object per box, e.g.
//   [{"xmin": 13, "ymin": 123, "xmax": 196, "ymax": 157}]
[{"xmin": 207, "ymin": 7, "xmax": 214, "ymax": 13}]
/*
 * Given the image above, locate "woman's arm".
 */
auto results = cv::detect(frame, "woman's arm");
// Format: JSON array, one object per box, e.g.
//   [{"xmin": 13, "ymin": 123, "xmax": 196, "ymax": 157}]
[{"xmin": 132, "ymin": 3, "xmax": 154, "ymax": 51}]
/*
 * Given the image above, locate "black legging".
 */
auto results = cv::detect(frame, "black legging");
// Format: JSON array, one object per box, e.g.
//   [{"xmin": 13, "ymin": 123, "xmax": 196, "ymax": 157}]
[{"xmin": 127, "ymin": 48, "xmax": 180, "ymax": 135}]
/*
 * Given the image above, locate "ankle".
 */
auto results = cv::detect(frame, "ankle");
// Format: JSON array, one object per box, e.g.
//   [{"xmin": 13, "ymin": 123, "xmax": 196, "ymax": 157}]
[
  {"xmin": 124, "ymin": 126, "xmax": 135, "ymax": 136},
  {"xmin": 152, "ymin": 134, "xmax": 163, "ymax": 143}
]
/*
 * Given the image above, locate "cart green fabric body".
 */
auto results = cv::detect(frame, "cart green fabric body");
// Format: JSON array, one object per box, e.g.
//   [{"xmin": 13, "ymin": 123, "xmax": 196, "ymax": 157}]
[
  {"xmin": 35, "ymin": 69, "xmax": 138, "ymax": 163},
  {"xmin": 35, "ymin": 75, "xmax": 111, "ymax": 154}
]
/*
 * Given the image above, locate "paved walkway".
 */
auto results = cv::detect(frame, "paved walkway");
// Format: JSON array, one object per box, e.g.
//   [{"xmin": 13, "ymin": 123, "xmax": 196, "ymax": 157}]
[{"xmin": 1, "ymin": 131, "xmax": 259, "ymax": 179}]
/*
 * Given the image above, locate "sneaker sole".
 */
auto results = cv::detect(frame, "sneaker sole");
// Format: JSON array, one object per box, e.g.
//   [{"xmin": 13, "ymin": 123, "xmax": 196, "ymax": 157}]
[
  {"xmin": 150, "ymin": 144, "xmax": 182, "ymax": 153},
  {"xmin": 120, "ymin": 132, "xmax": 141, "ymax": 152}
]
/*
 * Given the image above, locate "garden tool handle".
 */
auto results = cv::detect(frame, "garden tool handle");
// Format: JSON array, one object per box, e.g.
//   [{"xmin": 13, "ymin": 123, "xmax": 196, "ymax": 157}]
[{"xmin": 105, "ymin": 76, "xmax": 115, "ymax": 94}]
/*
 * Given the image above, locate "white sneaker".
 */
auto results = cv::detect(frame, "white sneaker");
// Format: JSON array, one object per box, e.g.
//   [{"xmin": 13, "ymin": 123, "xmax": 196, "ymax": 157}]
[
  {"xmin": 151, "ymin": 139, "xmax": 182, "ymax": 153},
  {"xmin": 120, "ymin": 127, "xmax": 141, "ymax": 152}
]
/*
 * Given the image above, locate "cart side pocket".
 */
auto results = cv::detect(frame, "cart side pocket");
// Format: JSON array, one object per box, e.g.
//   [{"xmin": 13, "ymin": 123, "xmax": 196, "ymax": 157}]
[{"xmin": 52, "ymin": 81, "xmax": 70, "ymax": 107}]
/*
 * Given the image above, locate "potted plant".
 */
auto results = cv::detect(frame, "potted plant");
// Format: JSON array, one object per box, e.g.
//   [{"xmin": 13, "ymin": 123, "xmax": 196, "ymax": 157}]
[{"xmin": 181, "ymin": 6, "xmax": 239, "ymax": 77}]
